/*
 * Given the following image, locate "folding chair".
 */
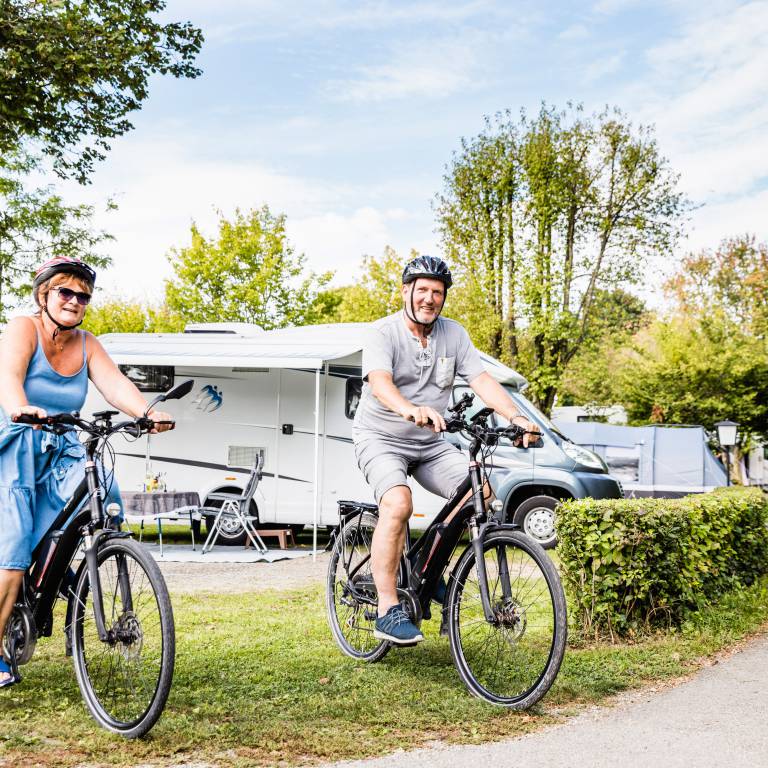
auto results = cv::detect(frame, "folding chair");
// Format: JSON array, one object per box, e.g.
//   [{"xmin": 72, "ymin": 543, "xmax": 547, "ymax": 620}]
[{"xmin": 201, "ymin": 455, "xmax": 267, "ymax": 554}]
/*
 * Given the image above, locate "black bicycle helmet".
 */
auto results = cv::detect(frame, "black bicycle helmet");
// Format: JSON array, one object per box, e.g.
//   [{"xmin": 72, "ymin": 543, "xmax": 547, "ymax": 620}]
[
  {"xmin": 33, "ymin": 257, "xmax": 97, "ymax": 306},
  {"xmin": 401, "ymin": 255, "xmax": 453, "ymax": 289}
]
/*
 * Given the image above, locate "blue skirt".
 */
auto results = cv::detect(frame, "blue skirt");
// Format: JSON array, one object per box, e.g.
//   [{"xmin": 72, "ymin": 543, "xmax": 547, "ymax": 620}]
[{"xmin": 0, "ymin": 424, "xmax": 121, "ymax": 570}]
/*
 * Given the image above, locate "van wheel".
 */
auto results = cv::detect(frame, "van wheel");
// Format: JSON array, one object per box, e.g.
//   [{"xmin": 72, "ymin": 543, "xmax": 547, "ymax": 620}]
[
  {"xmin": 202, "ymin": 498, "xmax": 259, "ymax": 547},
  {"xmin": 512, "ymin": 496, "xmax": 558, "ymax": 549}
]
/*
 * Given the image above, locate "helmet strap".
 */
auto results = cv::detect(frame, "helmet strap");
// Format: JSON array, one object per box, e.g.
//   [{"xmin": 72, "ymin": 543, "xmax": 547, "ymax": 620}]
[
  {"xmin": 42, "ymin": 302, "xmax": 82, "ymax": 341},
  {"xmin": 403, "ymin": 281, "xmax": 441, "ymax": 334}
]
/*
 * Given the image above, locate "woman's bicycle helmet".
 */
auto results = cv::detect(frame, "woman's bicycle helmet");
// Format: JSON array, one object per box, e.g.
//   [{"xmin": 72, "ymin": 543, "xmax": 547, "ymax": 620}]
[{"xmin": 32, "ymin": 257, "xmax": 97, "ymax": 336}]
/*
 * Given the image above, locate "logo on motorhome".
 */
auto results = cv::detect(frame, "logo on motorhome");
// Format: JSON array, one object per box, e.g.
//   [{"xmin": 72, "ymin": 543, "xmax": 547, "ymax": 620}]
[{"xmin": 192, "ymin": 384, "xmax": 223, "ymax": 412}]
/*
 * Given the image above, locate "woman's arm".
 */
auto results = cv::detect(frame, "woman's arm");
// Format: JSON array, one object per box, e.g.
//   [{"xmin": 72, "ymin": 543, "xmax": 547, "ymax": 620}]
[
  {"xmin": 0, "ymin": 318, "xmax": 43, "ymax": 416},
  {"xmin": 86, "ymin": 334, "xmax": 173, "ymax": 430}
]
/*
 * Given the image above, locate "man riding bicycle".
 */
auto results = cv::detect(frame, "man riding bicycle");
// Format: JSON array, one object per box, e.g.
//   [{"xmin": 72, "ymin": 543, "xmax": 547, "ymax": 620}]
[{"xmin": 353, "ymin": 255, "xmax": 540, "ymax": 645}]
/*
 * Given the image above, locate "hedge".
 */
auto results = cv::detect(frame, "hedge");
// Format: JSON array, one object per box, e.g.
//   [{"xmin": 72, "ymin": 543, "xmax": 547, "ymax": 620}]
[{"xmin": 557, "ymin": 487, "xmax": 768, "ymax": 638}]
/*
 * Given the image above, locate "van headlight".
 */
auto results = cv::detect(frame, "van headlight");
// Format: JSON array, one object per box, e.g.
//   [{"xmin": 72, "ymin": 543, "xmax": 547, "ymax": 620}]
[{"xmin": 561, "ymin": 441, "xmax": 606, "ymax": 470}]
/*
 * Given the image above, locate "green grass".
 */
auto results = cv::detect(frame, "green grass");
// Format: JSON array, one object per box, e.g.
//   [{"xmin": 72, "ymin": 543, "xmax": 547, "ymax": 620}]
[{"xmin": 1, "ymin": 577, "xmax": 767, "ymax": 768}]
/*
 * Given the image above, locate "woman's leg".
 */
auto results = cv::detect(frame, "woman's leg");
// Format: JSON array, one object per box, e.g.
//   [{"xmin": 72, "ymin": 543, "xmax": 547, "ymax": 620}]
[{"xmin": 0, "ymin": 569, "xmax": 24, "ymax": 683}]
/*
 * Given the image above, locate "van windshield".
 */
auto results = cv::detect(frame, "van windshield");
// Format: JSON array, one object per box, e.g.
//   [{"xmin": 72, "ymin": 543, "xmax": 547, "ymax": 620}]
[{"xmin": 504, "ymin": 388, "xmax": 568, "ymax": 441}]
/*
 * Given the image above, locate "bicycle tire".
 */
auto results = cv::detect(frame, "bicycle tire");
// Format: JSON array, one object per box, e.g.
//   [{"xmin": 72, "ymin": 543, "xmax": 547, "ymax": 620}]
[
  {"xmin": 447, "ymin": 529, "xmax": 566, "ymax": 709},
  {"xmin": 326, "ymin": 512, "xmax": 391, "ymax": 663},
  {"xmin": 70, "ymin": 537, "xmax": 175, "ymax": 738}
]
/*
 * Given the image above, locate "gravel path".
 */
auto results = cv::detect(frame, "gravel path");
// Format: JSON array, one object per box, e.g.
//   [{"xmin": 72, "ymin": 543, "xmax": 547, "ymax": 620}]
[
  {"xmin": 156, "ymin": 551, "xmax": 331, "ymax": 594},
  {"xmin": 312, "ymin": 632, "xmax": 768, "ymax": 768}
]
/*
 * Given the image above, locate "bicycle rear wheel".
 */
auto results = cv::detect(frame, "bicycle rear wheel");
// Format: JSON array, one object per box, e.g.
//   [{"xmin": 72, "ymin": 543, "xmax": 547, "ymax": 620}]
[
  {"xmin": 447, "ymin": 529, "xmax": 566, "ymax": 709},
  {"xmin": 70, "ymin": 537, "xmax": 175, "ymax": 737},
  {"xmin": 326, "ymin": 512, "xmax": 391, "ymax": 663}
]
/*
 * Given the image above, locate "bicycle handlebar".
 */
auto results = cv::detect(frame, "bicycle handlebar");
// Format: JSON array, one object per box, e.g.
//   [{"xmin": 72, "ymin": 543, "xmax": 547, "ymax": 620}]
[{"xmin": 12, "ymin": 411, "xmax": 174, "ymax": 437}]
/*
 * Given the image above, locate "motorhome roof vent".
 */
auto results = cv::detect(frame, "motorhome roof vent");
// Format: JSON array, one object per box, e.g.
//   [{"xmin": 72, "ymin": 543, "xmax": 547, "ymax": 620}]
[{"xmin": 184, "ymin": 322, "xmax": 264, "ymax": 337}]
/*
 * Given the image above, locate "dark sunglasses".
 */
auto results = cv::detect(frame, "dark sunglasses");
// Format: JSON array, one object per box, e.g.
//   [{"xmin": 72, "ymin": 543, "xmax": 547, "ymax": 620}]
[{"xmin": 51, "ymin": 286, "xmax": 92, "ymax": 306}]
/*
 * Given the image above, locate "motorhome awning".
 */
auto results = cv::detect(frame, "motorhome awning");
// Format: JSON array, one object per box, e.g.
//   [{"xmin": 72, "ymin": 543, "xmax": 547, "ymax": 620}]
[
  {"xmin": 98, "ymin": 322, "xmax": 529, "ymax": 388},
  {"xmin": 98, "ymin": 331, "xmax": 363, "ymax": 370}
]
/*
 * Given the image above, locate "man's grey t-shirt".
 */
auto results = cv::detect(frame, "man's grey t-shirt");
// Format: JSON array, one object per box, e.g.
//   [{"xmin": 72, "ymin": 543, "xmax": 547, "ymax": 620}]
[{"xmin": 353, "ymin": 311, "xmax": 486, "ymax": 443}]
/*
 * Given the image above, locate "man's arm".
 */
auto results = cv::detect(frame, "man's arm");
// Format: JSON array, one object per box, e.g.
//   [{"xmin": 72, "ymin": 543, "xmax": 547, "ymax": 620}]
[
  {"xmin": 368, "ymin": 370, "xmax": 446, "ymax": 432},
  {"xmin": 468, "ymin": 372, "xmax": 540, "ymax": 447}
]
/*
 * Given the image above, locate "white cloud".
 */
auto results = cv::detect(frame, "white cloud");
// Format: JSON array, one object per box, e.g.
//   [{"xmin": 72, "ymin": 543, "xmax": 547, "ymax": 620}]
[
  {"xmin": 326, "ymin": 37, "xmax": 481, "ymax": 102},
  {"xmin": 582, "ymin": 52, "xmax": 624, "ymax": 83},
  {"xmin": 59, "ymin": 134, "xmax": 433, "ymax": 301},
  {"xmin": 558, "ymin": 23, "xmax": 589, "ymax": 40},
  {"xmin": 619, "ymin": 1, "xmax": 768, "ymax": 214}
]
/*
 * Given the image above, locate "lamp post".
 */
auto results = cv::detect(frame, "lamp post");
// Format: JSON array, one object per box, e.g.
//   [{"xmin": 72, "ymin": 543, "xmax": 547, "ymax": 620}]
[{"xmin": 715, "ymin": 420, "xmax": 739, "ymax": 487}]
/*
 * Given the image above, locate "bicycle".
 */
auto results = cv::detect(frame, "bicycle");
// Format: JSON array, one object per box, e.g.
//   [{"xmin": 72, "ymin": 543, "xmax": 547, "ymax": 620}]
[
  {"xmin": 326, "ymin": 392, "xmax": 567, "ymax": 709},
  {"xmin": 3, "ymin": 378, "xmax": 193, "ymax": 738}
]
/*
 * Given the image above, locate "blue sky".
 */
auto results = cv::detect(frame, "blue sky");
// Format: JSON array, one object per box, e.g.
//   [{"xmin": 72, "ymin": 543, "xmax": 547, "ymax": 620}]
[{"xmin": 59, "ymin": 0, "xmax": 768, "ymax": 301}]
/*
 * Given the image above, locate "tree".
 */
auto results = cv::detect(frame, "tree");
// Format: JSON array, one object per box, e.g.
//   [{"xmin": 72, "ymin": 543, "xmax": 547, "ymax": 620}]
[
  {"xmin": 557, "ymin": 288, "xmax": 651, "ymax": 407},
  {"xmin": 612, "ymin": 314, "xmax": 768, "ymax": 442},
  {"xmin": 0, "ymin": 152, "xmax": 112, "ymax": 321},
  {"xmin": 0, "ymin": 0, "xmax": 203, "ymax": 183},
  {"xmin": 81, "ymin": 297, "xmax": 185, "ymax": 335},
  {"xmin": 664, "ymin": 235, "xmax": 768, "ymax": 337},
  {"xmin": 315, "ymin": 247, "xmax": 406, "ymax": 324},
  {"xmin": 164, "ymin": 207, "xmax": 333, "ymax": 329},
  {"xmin": 436, "ymin": 103, "xmax": 688, "ymax": 413}
]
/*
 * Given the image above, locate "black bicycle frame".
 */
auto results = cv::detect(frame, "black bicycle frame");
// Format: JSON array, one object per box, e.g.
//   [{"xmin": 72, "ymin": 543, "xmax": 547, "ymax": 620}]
[
  {"xmin": 343, "ymin": 431, "xmax": 503, "ymax": 624},
  {"xmin": 24, "ymin": 437, "xmax": 129, "ymax": 645}
]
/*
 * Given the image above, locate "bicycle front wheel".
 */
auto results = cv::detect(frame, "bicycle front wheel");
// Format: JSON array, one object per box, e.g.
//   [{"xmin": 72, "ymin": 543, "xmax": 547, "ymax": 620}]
[
  {"xmin": 326, "ymin": 512, "xmax": 391, "ymax": 663},
  {"xmin": 70, "ymin": 537, "xmax": 175, "ymax": 738},
  {"xmin": 447, "ymin": 530, "xmax": 566, "ymax": 709}
]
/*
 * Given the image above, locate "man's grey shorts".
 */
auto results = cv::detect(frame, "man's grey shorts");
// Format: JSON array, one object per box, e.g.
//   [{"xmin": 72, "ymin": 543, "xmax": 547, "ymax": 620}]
[{"xmin": 354, "ymin": 434, "xmax": 467, "ymax": 504}]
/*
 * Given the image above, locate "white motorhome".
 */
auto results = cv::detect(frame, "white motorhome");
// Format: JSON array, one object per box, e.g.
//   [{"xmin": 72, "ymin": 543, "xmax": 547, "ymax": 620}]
[{"xmin": 87, "ymin": 322, "xmax": 528, "ymax": 544}]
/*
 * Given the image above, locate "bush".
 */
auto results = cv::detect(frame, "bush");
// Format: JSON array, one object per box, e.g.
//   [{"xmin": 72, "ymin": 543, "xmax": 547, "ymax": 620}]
[{"xmin": 557, "ymin": 487, "xmax": 768, "ymax": 638}]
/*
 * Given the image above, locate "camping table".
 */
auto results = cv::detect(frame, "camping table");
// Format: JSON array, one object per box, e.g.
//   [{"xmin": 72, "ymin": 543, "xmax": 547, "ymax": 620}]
[{"xmin": 122, "ymin": 491, "xmax": 203, "ymax": 544}]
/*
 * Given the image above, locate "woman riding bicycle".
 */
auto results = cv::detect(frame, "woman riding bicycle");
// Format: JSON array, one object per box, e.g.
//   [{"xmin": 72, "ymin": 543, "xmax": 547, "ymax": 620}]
[{"xmin": 0, "ymin": 257, "xmax": 174, "ymax": 689}]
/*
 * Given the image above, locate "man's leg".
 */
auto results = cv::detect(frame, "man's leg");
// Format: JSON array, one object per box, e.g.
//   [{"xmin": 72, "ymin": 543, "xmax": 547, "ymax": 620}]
[
  {"xmin": 371, "ymin": 484, "xmax": 412, "ymax": 616},
  {"xmin": 0, "ymin": 570, "xmax": 24, "ymax": 684}
]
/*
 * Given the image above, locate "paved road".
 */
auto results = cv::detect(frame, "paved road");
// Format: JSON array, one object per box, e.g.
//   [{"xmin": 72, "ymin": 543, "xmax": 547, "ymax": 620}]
[{"xmin": 315, "ymin": 633, "xmax": 768, "ymax": 768}]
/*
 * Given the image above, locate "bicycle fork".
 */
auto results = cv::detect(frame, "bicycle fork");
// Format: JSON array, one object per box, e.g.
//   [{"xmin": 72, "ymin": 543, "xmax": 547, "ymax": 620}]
[
  {"xmin": 82, "ymin": 460, "xmax": 133, "ymax": 644},
  {"xmin": 467, "ymin": 460, "xmax": 511, "ymax": 624}
]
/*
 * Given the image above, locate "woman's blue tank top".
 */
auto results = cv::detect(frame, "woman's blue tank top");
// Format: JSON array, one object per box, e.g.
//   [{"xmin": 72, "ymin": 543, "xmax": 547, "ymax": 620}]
[{"xmin": 23, "ymin": 330, "xmax": 89, "ymax": 414}]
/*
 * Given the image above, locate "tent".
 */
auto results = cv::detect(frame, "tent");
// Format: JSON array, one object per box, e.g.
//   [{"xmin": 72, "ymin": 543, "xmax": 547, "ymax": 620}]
[{"xmin": 552, "ymin": 421, "xmax": 727, "ymax": 498}]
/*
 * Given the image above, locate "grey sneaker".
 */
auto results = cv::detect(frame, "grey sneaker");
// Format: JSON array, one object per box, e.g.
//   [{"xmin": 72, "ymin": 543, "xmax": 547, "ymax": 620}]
[{"xmin": 374, "ymin": 605, "xmax": 424, "ymax": 645}]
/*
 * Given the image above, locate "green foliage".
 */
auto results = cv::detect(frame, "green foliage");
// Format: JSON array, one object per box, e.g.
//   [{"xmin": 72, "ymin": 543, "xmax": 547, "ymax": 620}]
[
  {"xmin": 165, "ymin": 206, "xmax": 333, "ymax": 330},
  {"xmin": 81, "ymin": 298, "xmax": 185, "ymax": 335},
  {"xmin": 558, "ymin": 488, "xmax": 768, "ymax": 638},
  {"xmin": 0, "ymin": 0, "xmax": 203, "ymax": 183},
  {"xmin": 310, "ymin": 246, "xmax": 408, "ymax": 324},
  {"xmin": 597, "ymin": 313, "xmax": 768, "ymax": 439},
  {"xmin": 665, "ymin": 235, "xmax": 768, "ymax": 338},
  {"xmin": 0, "ymin": 152, "xmax": 112, "ymax": 321},
  {"xmin": 436, "ymin": 103, "xmax": 688, "ymax": 413}
]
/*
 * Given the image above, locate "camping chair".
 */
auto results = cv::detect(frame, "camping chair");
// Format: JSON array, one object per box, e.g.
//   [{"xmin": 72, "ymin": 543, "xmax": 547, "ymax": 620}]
[{"xmin": 201, "ymin": 455, "xmax": 267, "ymax": 554}]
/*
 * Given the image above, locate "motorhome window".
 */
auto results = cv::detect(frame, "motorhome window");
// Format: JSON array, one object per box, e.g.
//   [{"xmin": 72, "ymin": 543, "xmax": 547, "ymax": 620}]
[
  {"xmin": 578, "ymin": 414, "xmax": 608, "ymax": 423},
  {"xmin": 346, "ymin": 377, "xmax": 363, "ymax": 419},
  {"xmin": 118, "ymin": 365, "xmax": 175, "ymax": 392},
  {"xmin": 227, "ymin": 445, "xmax": 265, "ymax": 468}
]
